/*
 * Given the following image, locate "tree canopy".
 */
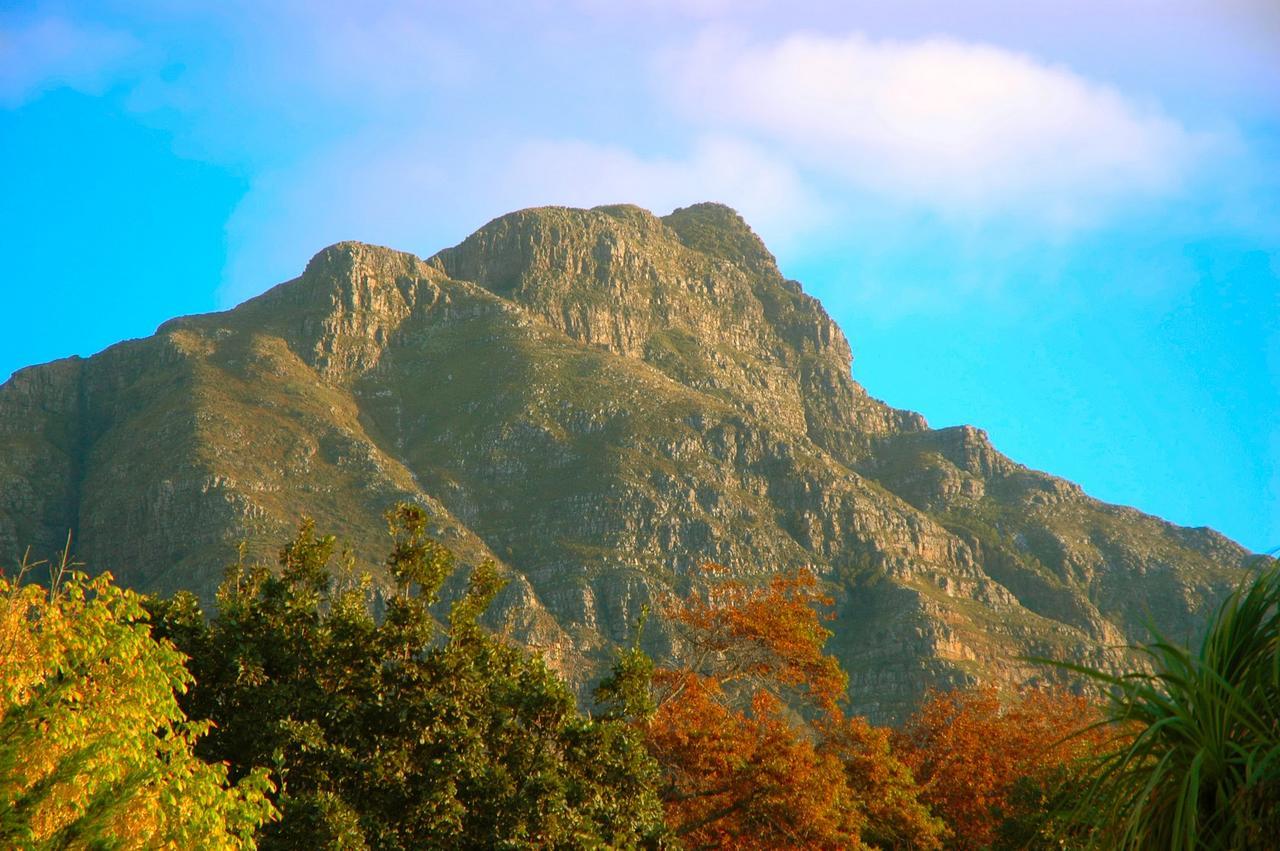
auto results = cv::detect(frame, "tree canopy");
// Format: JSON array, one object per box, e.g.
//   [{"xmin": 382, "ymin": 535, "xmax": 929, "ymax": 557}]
[
  {"xmin": 149, "ymin": 506, "xmax": 665, "ymax": 850},
  {"xmin": 896, "ymin": 685, "xmax": 1111, "ymax": 850}
]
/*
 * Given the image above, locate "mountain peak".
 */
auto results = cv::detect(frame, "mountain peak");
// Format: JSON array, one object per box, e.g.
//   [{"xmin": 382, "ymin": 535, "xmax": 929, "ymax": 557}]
[
  {"xmin": 427, "ymin": 202, "xmax": 852, "ymax": 409},
  {"xmin": 429, "ymin": 202, "xmax": 778, "ymax": 295},
  {"xmin": 661, "ymin": 202, "xmax": 777, "ymax": 273},
  {"xmin": 429, "ymin": 204, "xmax": 662, "ymax": 295}
]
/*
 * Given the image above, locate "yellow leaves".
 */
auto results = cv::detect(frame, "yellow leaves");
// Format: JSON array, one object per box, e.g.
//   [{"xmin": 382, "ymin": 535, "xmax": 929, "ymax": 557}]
[{"xmin": 0, "ymin": 568, "xmax": 276, "ymax": 848}]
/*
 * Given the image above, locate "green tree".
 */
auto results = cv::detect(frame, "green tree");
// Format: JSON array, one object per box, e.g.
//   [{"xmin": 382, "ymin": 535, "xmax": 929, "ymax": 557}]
[
  {"xmin": 150, "ymin": 505, "xmax": 664, "ymax": 850},
  {"xmin": 0, "ymin": 554, "xmax": 276, "ymax": 849}
]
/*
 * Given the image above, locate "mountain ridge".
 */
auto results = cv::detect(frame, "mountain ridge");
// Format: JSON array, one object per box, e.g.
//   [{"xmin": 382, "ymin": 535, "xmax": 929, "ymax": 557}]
[{"xmin": 0, "ymin": 202, "xmax": 1252, "ymax": 720}]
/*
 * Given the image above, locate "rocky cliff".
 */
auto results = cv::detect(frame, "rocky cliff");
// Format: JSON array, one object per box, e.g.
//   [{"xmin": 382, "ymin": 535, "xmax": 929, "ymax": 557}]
[{"xmin": 0, "ymin": 203, "xmax": 1253, "ymax": 719}]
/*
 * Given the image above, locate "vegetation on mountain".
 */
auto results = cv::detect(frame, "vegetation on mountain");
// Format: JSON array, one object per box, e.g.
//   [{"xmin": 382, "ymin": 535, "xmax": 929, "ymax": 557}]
[{"xmin": 0, "ymin": 551, "xmax": 275, "ymax": 848}]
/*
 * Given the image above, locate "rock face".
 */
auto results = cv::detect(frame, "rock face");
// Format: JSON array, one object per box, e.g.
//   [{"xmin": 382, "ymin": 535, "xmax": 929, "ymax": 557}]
[{"xmin": 0, "ymin": 203, "xmax": 1254, "ymax": 720}]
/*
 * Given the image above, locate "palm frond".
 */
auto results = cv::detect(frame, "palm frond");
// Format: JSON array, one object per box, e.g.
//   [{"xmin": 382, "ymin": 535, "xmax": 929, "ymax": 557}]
[{"xmin": 1047, "ymin": 556, "xmax": 1280, "ymax": 849}]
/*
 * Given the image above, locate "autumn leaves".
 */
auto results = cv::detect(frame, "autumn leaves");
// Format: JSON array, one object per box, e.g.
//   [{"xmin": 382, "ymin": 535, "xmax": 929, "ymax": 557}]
[{"xmin": 613, "ymin": 566, "xmax": 1103, "ymax": 849}]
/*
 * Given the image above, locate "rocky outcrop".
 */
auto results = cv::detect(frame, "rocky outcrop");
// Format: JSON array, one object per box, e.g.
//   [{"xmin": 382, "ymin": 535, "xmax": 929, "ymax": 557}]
[{"xmin": 0, "ymin": 203, "xmax": 1254, "ymax": 720}]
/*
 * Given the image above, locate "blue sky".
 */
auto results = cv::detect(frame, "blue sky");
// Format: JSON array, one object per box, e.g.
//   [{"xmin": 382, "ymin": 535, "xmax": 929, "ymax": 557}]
[{"xmin": 2, "ymin": 1, "xmax": 1277, "ymax": 552}]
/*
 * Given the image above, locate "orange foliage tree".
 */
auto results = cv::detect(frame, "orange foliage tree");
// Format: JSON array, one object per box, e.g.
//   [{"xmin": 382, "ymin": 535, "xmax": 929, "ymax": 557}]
[
  {"xmin": 896, "ymin": 685, "xmax": 1113, "ymax": 850},
  {"xmin": 599, "ymin": 566, "xmax": 943, "ymax": 849},
  {"xmin": 820, "ymin": 714, "xmax": 947, "ymax": 850}
]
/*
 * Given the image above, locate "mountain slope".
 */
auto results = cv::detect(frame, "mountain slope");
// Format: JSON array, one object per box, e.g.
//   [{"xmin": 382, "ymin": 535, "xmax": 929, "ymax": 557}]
[{"xmin": 0, "ymin": 203, "xmax": 1252, "ymax": 719}]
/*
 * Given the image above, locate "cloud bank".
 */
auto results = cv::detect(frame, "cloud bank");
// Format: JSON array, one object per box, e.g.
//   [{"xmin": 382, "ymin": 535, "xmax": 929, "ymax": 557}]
[
  {"xmin": 662, "ymin": 31, "xmax": 1206, "ymax": 225},
  {"xmin": 215, "ymin": 27, "xmax": 1222, "ymax": 305}
]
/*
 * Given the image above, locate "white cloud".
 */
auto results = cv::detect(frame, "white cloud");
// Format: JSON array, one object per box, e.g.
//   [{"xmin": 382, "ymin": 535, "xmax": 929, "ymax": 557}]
[
  {"xmin": 0, "ymin": 17, "xmax": 139, "ymax": 107},
  {"xmin": 662, "ymin": 31, "xmax": 1210, "ymax": 225}
]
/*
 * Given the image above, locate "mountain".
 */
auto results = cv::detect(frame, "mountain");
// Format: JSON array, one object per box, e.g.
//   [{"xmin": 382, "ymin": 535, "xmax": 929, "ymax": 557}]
[{"xmin": 0, "ymin": 203, "xmax": 1252, "ymax": 720}]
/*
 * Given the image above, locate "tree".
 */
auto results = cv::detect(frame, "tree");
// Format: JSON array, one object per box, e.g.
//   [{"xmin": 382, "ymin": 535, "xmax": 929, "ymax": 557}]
[
  {"xmin": 599, "ymin": 566, "xmax": 943, "ymax": 849},
  {"xmin": 0, "ymin": 553, "xmax": 276, "ymax": 849},
  {"xmin": 1061, "ymin": 556, "xmax": 1280, "ymax": 850},
  {"xmin": 819, "ymin": 714, "xmax": 947, "ymax": 851},
  {"xmin": 150, "ymin": 505, "xmax": 664, "ymax": 849},
  {"xmin": 896, "ymin": 686, "xmax": 1111, "ymax": 850}
]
